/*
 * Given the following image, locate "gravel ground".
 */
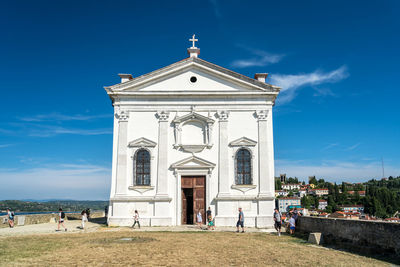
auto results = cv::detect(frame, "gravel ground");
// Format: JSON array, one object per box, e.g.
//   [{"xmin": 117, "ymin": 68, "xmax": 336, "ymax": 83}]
[{"xmin": 0, "ymin": 221, "xmax": 277, "ymax": 237}]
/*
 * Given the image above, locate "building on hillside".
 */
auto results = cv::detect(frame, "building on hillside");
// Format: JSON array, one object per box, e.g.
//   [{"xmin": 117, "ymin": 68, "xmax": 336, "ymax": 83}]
[
  {"xmin": 275, "ymin": 190, "xmax": 289, "ymax": 197},
  {"xmin": 384, "ymin": 218, "xmax": 400, "ymax": 223},
  {"xmin": 318, "ymin": 199, "xmax": 328, "ymax": 210},
  {"xmin": 277, "ymin": 197, "xmax": 301, "ymax": 213},
  {"xmin": 281, "ymin": 183, "xmax": 301, "ymax": 191},
  {"xmin": 338, "ymin": 205, "xmax": 364, "ymax": 213},
  {"xmin": 328, "ymin": 211, "xmax": 360, "ymax": 220},
  {"xmin": 308, "ymin": 184, "xmax": 316, "ymax": 189},
  {"xmin": 309, "ymin": 188, "xmax": 329, "ymax": 196},
  {"xmin": 105, "ymin": 36, "xmax": 280, "ymax": 227},
  {"xmin": 297, "ymin": 189, "xmax": 307, "ymax": 198},
  {"xmin": 347, "ymin": 191, "xmax": 366, "ymax": 197}
]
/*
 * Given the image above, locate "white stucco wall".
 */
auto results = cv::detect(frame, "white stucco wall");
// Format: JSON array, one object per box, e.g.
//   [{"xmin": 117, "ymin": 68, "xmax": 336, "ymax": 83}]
[{"xmin": 106, "ymin": 59, "xmax": 278, "ymax": 228}]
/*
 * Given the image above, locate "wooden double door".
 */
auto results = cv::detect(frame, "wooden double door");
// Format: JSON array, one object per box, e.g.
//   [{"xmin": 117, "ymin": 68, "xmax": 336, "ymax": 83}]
[{"xmin": 181, "ymin": 176, "xmax": 206, "ymax": 225}]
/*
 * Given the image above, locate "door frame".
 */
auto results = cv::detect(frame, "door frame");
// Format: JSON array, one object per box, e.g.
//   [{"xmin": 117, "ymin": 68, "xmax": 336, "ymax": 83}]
[
  {"xmin": 181, "ymin": 176, "xmax": 206, "ymax": 225},
  {"xmin": 173, "ymin": 169, "xmax": 213, "ymax": 226}
]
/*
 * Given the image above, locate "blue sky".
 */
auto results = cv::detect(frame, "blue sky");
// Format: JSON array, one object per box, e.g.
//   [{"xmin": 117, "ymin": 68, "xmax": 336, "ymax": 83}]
[{"xmin": 0, "ymin": 0, "xmax": 399, "ymax": 200}]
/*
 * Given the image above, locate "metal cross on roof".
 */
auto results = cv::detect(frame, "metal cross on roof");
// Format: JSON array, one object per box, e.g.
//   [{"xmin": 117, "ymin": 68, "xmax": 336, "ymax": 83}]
[{"xmin": 189, "ymin": 34, "xmax": 198, "ymax": 48}]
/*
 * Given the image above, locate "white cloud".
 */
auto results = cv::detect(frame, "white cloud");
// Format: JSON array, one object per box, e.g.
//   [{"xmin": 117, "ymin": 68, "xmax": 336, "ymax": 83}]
[
  {"xmin": 26, "ymin": 125, "xmax": 112, "ymax": 137},
  {"xmin": 0, "ymin": 164, "xmax": 111, "ymax": 200},
  {"xmin": 345, "ymin": 143, "xmax": 361, "ymax": 151},
  {"xmin": 270, "ymin": 66, "xmax": 349, "ymax": 104},
  {"xmin": 275, "ymin": 159, "xmax": 400, "ymax": 183},
  {"xmin": 231, "ymin": 47, "xmax": 284, "ymax": 68},
  {"xmin": 19, "ymin": 113, "xmax": 110, "ymax": 122},
  {"xmin": 208, "ymin": 0, "xmax": 221, "ymax": 18},
  {"xmin": 321, "ymin": 143, "xmax": 339, "ymax": 151},
  {"xmin": 0, "ymin": 144, "xmax": 13, "ymax": 148}
]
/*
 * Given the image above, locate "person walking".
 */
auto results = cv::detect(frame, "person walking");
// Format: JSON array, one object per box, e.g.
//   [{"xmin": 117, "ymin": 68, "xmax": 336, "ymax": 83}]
[
  {"xmin": 236, "ymin": 207, "xmax": 245, "ymax": 233},
  {"xmin": 81, "ymin": 210, "xmax": 88, "ymax": 229},
  {"xmin": 273, "ymin": 208, "xmax": 282, "ymax": 236},
  {"xmin": 6, "ymin": 208, "xmax": 14, "ymax": 228},
  {"xmin": 196, "ymin": 210, "xmax": 203, "ymax": 228},
  {"xmin": 132, "ymin": 210, "xmax": 140, "ymax": 229},
  {"xmin": 57, "ymin": 208, "xmax": 67, "ymax": 232},
  {"xmin": 289, "ymin": 215, "xmax": 296, "ymax": 235}
]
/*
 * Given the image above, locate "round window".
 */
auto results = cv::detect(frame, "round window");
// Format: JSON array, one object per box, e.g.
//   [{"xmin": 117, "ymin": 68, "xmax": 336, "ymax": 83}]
[{"xmin": 190, "ymin": 76, "xmax": 197, "ymax": 83}]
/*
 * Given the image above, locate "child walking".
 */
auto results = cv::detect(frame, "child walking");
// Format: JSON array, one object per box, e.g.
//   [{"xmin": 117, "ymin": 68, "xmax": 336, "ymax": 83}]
[
  {"xmin": 196, "ymin": 210, "xmax": 203, "ymax": 228},
  {"xmin": 132, "ymin": 210, "xmax": 140, "ymax": 229}
]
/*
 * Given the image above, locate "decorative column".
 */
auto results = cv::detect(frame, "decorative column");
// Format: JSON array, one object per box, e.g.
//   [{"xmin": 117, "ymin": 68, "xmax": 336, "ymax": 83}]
[
  {"xmin": 115, "ymin": 110, "xmax": 129, "ymax": 195},
  {"xmin": 156, "ymin": 110, "xmax": 170, "ymax": 196},
  {"xmin": 256, "ymin": 110, "xmax": 272, "ymax": 197},
  {"xmin": 217, "ymin": 110, "xmax": 230, "ymax": 197}
]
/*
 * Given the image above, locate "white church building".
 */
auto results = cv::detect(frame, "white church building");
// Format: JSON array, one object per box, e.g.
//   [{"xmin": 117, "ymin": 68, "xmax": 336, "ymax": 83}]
[{"xmin": 105, "ymin": 36, "xmax": 280, "ymax": 228}]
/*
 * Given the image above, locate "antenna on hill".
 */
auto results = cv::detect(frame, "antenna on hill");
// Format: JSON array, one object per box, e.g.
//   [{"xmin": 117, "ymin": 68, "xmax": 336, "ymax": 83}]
[{"xmin": 381, "ymin": 157, "xmax": 385, "ymax": 179}]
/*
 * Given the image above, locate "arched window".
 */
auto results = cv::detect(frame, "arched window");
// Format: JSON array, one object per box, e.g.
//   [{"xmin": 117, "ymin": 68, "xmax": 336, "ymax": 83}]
[
  {"xmin": 236, "ymin": 148, "xmax": 252, "ymax": 185},
  {"xmin": 135, "ymin": 149, "xmax": 150, "ymax": 186}
]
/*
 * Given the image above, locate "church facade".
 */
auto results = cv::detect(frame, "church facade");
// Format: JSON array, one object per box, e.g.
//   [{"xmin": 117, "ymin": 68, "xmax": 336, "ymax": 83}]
[{"xmin": 105, "ymin": 37, "xmax": 280, "ymax": 228}]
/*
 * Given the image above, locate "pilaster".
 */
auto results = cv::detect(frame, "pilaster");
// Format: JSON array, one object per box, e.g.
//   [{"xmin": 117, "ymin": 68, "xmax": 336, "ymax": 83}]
[
  {"xmin": 156, "ymin": 110, "xmax": 170, "ymax": 196},
  {"xmin": 256, "ymin": 110, "xmax": 272, "ymax": 197},
  {"xmin": 115, "ymin": 110, "xmax": 129, "ymax": 195},
  {"xmin": 217, "ymin": 110, "xmax": 230, "ymax": 197}
]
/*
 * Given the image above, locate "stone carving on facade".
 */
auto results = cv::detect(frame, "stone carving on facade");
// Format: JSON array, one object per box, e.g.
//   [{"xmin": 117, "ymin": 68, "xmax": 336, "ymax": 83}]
[
  {"xmin": 255, "ymin": 110, "xmax": 268, "ymax": 121},
  {"xmin": 172, "ymin": 111, "xmax": 215, "ymax": 153},
  {"xmin": 216, "ymin": 110, "xmax": 230, "ymax": 121},
  {"xmin": 116, "ymin": 110, "xmax": 129, "ymax": 122},
  {"xmin": 156, "ymin": 110, "xmax": 170, "ymax": 121}
]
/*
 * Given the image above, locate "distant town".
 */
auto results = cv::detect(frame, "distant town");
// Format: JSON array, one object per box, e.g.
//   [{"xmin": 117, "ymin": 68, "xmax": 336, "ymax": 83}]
[{"xmin": 275, "ymin": 175, "xmax": 400, "ymax": 223}]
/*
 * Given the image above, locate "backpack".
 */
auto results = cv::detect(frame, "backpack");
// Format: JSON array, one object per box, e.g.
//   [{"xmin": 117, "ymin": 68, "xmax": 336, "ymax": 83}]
[{"xmin": 61, "ymin": 212, "xmax": 65, "ymax": 219}]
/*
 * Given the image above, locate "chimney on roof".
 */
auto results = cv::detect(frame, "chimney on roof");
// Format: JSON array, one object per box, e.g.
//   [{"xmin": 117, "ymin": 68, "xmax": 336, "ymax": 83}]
[
  {"xmin": 118, "ymin": 74, "xmax": 133, "ymax": 83},
  {"xmin": 254, "ymin": 73, "xmax": 268, "ymax": 83}
]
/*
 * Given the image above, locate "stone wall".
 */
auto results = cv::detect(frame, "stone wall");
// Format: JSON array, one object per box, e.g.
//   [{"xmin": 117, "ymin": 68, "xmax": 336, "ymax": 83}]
[
  {"xmin": 1, "ymin": 211, "xmax": 104, "ymax": 228},
  {"xmin": 297, "ymin": 216, "xmax": 400, "ymax": 257}
]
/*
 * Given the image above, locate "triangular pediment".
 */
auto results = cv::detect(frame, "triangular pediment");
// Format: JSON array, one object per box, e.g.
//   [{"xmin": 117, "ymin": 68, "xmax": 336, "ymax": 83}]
[
  {"xmin": 229, "ymin": 137, "xmax": 257, "ymax": 147},
  {"xmin": 171, "ymin": 155, "xmax": 216, "ymax": 169},
  {"xmin": 173, "ymin": 112, "xmax": 214, "ymax": 124},
  {"xmin": 105, "ymin": 57, "xmax": 280, "ymax": 94},
  {"xmin": 128, "ymin": 137, "xmax": 157, "ymax": 148}
]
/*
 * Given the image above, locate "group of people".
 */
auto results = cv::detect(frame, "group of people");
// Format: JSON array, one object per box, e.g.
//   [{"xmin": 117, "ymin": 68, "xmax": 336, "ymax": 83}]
[
  {"xmin": 273, "ymin": 207, "xmax": 301, "ymax": 236},
  {"xmin": 56, "ymin": 208, "xmax": 91, "ymax": 231},
  {"xmin": 131, "ymin": 206, "xmax": 244, "ymax": 232},
  {"xmin": 196, "ymin": 207, "xmax": 216, "ymax": 230}
]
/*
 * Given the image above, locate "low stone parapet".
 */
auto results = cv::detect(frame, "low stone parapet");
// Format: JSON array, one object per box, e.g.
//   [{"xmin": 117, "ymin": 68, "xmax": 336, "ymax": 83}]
[
  {"xmin": 297, "ymin": 216, "xmax": 400, "ymax": 257},
  {"xmin": 0, "ymin": 211, "xmax": 105, "ymax": 228}
]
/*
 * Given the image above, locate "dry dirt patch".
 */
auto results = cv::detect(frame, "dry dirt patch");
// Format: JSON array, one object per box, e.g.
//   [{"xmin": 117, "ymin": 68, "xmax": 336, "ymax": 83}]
[{"xmin": 0, "ymin": 230, "xmax": 389, "ymax": 266}]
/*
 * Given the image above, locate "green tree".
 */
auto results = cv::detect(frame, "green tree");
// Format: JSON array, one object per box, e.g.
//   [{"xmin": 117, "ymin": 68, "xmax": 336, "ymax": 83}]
[
  {"xmin": 309, "ymin": 176, "xmax": 317, "ymax": 185},
  {"xmin": 314, "ymin": 197, "xmax": 319, "ymax": 209},
  {"xmin": 341, "ymin": 182, "xmax": 347, "ymax": 193},
  {"xmin": 275, "ymin": 178, "xmax": 282, "ymax": 190},
  {"xmin": 353, "ymin": 191, "xmax": 361, "ymax": 204},
  {"xmin": 373, "ymin": 197, "xmax": 386, "ymax": 218},
  {"xmin": 334, "ymin": 183, "xmax": 340, "ymax": 202},
  {"xmin": 301, "ymin": 195, "xmax": 311, "ymax": 209}
]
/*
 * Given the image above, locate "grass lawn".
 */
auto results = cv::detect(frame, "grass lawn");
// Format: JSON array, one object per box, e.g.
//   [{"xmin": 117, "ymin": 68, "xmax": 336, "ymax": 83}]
[{"xmin": 0, "ymin": 230, "xmax": 390, "ymax": 266}]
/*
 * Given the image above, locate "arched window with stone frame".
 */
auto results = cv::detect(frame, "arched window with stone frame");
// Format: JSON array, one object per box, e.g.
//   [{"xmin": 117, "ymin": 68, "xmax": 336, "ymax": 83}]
[
  {"xmin": 134, "ymin": 149, "xmax": 151, "ymax": 186},
  {"xmin": 235, "ymin": 148, "xmax": 252, "ymax": 185}
]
